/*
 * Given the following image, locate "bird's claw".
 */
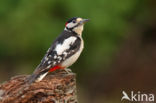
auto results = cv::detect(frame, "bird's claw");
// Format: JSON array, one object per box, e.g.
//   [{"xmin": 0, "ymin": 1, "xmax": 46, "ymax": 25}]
[{"xmin": 64, "ymin": 68, "xmax": 72, "ymax": 74}]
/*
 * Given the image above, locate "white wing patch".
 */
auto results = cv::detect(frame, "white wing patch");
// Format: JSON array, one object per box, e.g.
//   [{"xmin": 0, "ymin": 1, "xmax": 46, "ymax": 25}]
[{"xmin": 55, "ymin": 36, "xmax": 77, "ymax": 55}]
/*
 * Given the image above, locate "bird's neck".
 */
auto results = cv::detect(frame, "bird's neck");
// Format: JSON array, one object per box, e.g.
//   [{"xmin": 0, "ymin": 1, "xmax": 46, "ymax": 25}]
[
  {"xmin": 64, "ymin": 25, "xmax": 84, "ymax": 35},
  {"xmin": 73, "ymin": 25, "xmax": 84, "ymax": 35}
]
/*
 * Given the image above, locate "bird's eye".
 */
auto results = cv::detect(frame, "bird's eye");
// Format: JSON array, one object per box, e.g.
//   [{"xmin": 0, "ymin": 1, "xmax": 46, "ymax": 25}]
[{"xmin": 72, "ymin": 20, "xmax": 76, "ymax": 23}]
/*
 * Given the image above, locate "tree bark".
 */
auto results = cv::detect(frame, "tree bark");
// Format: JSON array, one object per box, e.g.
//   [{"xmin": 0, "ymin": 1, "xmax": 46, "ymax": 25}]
[{"xmin": 0, "ymin": 71, "xmax": 77, "ymax": 103}]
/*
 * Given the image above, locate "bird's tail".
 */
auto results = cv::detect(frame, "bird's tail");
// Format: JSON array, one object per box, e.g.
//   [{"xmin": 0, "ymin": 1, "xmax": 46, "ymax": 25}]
[{"xmin": 26, "ymin": 71, "xmax": 48, "ymax": 84}]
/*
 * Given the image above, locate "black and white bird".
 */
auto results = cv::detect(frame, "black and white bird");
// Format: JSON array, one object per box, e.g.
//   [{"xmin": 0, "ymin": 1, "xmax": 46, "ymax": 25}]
[{"xmin": 27, "ymin": 17, "xmax": 89, "ymax": 84}]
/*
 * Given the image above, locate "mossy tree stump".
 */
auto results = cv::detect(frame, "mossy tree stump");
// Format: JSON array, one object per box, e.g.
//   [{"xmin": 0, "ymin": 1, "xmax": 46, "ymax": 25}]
[{"xmin": 0, "ymin": 71, "xmax": 77, "ymax": 103}]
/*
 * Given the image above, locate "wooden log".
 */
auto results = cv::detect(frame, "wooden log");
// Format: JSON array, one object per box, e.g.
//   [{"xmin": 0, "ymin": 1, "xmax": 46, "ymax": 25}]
[{"xmin": 0, "ymin": 71, "xmax": 77, "ymax": 103}]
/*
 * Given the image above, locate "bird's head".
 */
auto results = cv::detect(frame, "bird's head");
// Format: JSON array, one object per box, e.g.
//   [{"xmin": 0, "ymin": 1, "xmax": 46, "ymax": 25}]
[{"xmin": 65, "ymin": 17, "xmax": 89, "ymax": 35}]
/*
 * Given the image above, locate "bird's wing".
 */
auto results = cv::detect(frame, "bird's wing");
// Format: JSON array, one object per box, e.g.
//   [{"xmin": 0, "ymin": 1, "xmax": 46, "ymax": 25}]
[{"xmin": 33, "ymin": 34, "xmax": 81, "ymax": 74}]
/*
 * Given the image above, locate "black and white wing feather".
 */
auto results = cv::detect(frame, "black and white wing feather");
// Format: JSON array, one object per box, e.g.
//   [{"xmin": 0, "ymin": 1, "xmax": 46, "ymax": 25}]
[{"xmin": 36, "ymin": 30, "xmax": 81, "ymax": 72}]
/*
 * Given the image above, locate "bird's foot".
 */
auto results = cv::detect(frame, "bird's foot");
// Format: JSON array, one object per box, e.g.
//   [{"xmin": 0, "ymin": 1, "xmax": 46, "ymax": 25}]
[{"xmin": 64, "ymin": 68, "xmax": 72, "ymax": 74}]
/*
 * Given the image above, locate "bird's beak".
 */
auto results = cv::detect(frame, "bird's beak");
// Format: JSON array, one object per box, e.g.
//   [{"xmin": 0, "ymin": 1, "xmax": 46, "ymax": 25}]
[{"xmin": 79, "ymin": 19, "xmax": 89, "ymax": 25}]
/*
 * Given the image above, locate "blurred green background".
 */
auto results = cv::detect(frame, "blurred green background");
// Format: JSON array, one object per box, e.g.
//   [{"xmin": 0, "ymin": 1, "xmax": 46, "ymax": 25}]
[{"xmin": 0, "ymin": 0, "xmax": 156, "ymax": 103}]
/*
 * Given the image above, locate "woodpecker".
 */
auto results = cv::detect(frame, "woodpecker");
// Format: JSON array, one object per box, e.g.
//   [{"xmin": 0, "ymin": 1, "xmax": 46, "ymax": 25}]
[{"xmin": 27, "ymin": 17, "xmax": 89, "ymax": 84}]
